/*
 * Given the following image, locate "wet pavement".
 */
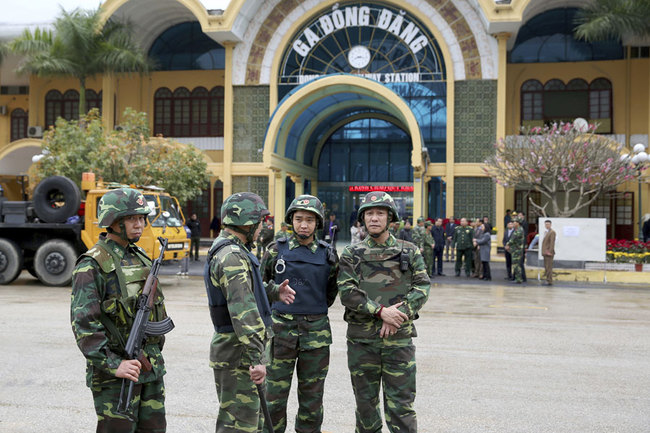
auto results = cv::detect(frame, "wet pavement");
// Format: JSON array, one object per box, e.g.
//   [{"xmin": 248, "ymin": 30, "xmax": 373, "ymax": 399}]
[{"xmin": 1, "ymin": 264, "xmax": 649, "ymax": 432}]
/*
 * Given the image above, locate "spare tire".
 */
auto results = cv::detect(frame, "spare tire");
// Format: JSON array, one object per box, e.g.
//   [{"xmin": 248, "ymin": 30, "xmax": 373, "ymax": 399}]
[
  {"xmin": 0, "ymin": 238, "xmax": 23, "ymax": 285},
  {"xmin": 33, "ymin": 176, "xmax": 81, "ymax": 223},
  {"xmin": 34, "ymin": 239, "xmax": 77, "ymax": 286}
]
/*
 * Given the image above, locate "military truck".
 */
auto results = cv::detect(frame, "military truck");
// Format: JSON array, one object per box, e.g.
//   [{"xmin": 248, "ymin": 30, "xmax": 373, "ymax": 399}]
[{"xmin": 0, "ymin": 174, "xmax": 190, "ymax": 286}]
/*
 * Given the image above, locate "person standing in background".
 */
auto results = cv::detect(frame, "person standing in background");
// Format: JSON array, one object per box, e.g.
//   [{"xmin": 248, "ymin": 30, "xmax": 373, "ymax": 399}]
[
  {"xmin": 187, "ymin": 213, "xmax": 201, "ymax": 261},
  {"xmin": 541, "ymin": 220, "xmax": 556, "ymax": 286}
]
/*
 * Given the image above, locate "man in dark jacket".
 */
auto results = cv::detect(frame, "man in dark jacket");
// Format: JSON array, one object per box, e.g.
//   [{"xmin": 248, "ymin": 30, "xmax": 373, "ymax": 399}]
[
  {"xmin": 187, "ymin": 213, "xmax": 201, "ymax": 261},
  {"xmin": 323, "ymin": 212, "xmax": 340, "ymax": 248},
  {"xmin": 398, "ymin": 219, "xmax": 414, "ymax": 242},
  {"xmin": 432, "ymin": 218, "xmax": 446, "ymax": 276}
]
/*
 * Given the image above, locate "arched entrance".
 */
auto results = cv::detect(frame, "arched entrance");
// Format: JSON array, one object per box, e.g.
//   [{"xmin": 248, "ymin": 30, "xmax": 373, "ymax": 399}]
[{"xmin": 263, "ymin": 74, "xmax": 436, "ymax": 233}]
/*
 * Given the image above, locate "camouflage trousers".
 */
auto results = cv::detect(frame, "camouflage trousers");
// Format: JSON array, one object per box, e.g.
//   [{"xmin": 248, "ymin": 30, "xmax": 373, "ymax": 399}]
[
  {"xmin": 213, "ymin": 366, "xmax": 264, "ymax": 433},
  {"xmin": 347, "ymin": 339, "xmax": 417, "ymax": 433},
  {"xmin": 423, "ymin": 249, "xmax": 433, "ymax": 277},
  {"xmin": 264, "ymin": 345, "xmax": 330, "ymax": 433},
  {"xmin": 90, "ymin": 378, "xmax": 166, "ymax": 433},
  {"xmin": 512, "ymin": 252, "xmax": 523, "ymax": 282}
]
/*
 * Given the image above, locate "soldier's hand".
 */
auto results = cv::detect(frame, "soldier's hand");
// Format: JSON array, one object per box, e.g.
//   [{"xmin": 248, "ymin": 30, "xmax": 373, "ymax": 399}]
[
  {"xmin": 380, "ymin": 322, "xmax": 399, "ymax": 338},
  {"xmin": 379, "ymin": 302, "xmax": 409, "ymax": 328},
  {"xmin": 116, "ymin": 359, "xmax": 142, "ymax": 383},
  {"xmin": 249, "ymin": 364, "xmax": 266, "ymax": 384},
  {"xmin": 278, "ymin": 279, "xmax": 296, "ymax": 304}
]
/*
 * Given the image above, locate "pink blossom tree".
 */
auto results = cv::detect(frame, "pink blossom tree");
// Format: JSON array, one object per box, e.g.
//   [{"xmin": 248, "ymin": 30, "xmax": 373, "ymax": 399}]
[{"xmin": 483, "ymin": 122, "xmax": 645, "ymax": 217}]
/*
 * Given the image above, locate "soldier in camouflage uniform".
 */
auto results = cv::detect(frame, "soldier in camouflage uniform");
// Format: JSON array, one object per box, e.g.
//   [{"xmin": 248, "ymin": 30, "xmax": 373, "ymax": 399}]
[
  {"xmin": 506, "ymin": 217, "xmax": 525, "ymax": 284},
  {"xmin": 412, "ymin": 217, "xmax": 425, "ymax": 251},
  {"xmin": 453, "ymin": 218, "xmax": 474, "ymax": 277},
  {"xmin": 338, "ymin": 191, "xmax": 430, "ymax": 433},
  {"xmin": 260, "ymin": 195, "xmax": 339, "ymax": 433},
  {"xmin": 71, "ymin": 187, "xmax": 168, "ymax": 433},
  {"xmin": 204, "ymin": 192, "xmax": 296, "ymax": 433},
  {"xmin": 422, "ymin": 221, "xmax": 435, "ymax": 278}
]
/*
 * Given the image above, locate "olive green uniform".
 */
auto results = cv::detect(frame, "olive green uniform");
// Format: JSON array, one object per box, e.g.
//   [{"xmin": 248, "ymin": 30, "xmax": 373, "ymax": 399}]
[{"xmin": 453, "ymin": 225, "xmax": 474, "ymax": 276}]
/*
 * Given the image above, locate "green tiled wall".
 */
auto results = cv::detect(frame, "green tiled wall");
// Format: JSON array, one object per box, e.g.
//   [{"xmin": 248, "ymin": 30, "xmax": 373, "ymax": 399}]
[
  {"xmin": 454, "ymin": 80, "xmax": 497, "ymax": 163},
  {"xmin": 453, "ymin": 177, "xmax": 495, "ymax": 223},
  {"xmin": 233, "ymin": 86, "xmax": 269, "ymax": 162},
  {"xmin": 232, "ymin": 176, "xmax": 269, "ymax": 205}
]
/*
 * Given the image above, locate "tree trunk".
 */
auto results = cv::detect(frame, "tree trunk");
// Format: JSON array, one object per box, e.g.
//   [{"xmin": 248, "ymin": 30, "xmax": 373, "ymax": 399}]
[{"xmin": 78, "ymin": 77, "xmax": 86, "ymax": 118}]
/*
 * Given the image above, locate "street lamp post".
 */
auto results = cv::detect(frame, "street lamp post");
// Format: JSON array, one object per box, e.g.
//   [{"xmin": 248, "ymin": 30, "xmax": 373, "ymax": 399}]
[{"xmin": 629, "ymin": 144, "xmax": 649, "ymax": 240}]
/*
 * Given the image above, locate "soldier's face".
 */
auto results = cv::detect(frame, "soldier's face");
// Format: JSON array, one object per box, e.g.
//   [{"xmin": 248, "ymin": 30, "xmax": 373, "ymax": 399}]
[
  {"xmin": 292, "ymin": 210, "xmax": 317, "ymax": 239},
  {"xmin": 364, "ymin": 208, "xmax": 389, "ymax": 235},
  {"xmin": 112, "ymin": 215, "xmax": 145, "ymax": 242}
]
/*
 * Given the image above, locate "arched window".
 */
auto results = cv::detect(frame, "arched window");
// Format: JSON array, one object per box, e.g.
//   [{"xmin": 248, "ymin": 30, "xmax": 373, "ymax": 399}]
[
  {"xmin": 589, "ymin": 78, "xmax": 612, "ymax": 127},
  {"xmin": 521, "ymin": 80, "xmax": 543, "ymax": 121},
  {"xmin": 45, "ymin": 88, "xmax": 101, "ymax": 127},
  {"xmin": 154, "ymin": 88, "xmax": 172, "ymax": 136},
  {"xmin": 149, "ymin": 21, "xmax": 225, "ymax": 71},
  {"xmin": 45, "ymin": 90, "xmax": 63, "ymax": 128},
  {"xmin": 154, "ymin": 86, "xmax": 225, "ymax": 137},
  {"xmin": 520, "ymin": 78, "xmax": 612, "ymax": 132},
  {"xmin": 510, "ymin": 8, "xmax": 624, "ymax": 63},
  {"xmin": 10, "ymin": 108, "xmax": 28, "ymax": 141},
  {"xmin": 63, "ymin": 89, "xmax": 80, "ymax": 121},
  {"xmin": 86, "ymin": 89, "xmax": 103, "ymax": 112}
]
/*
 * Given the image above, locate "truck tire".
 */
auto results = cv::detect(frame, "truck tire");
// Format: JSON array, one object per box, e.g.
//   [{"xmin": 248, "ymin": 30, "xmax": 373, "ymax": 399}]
[
  {"xmin": 33, "ymin": 176, "xmax": 81, "ymax": 223},
  {"xmin": 34, "ymin": 240, "xmax": 77, "ymax": 286},
  {"xmin": 0, "ymin": 238, "xmax": 23, "ymax": 284}
]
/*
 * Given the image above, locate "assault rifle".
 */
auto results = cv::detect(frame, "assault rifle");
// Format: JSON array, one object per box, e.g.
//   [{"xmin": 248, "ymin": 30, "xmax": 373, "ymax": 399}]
[{"xmin": 117, "ymin": 236, "xmax": 175, "ymax": 415}]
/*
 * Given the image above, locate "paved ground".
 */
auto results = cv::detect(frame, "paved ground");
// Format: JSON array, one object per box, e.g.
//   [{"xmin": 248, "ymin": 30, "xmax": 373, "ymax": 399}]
[{"xmin": 1, "ymin": 261, "xmax": 649, "ymax": 432}]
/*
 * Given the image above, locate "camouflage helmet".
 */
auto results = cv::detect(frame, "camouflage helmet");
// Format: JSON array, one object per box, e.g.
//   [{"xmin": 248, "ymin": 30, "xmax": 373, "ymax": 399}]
[
  {"xmin": 417, "ymin": 217, "xmax": 424, "ymax": 224},
  {"xmin": 424, "ymin": 220, "xmax": 433, "ymax": 227},
  {"xmin": 285, "ymin": 194, "xmax": 325, "ymax": 229},
  {"xmin": 98, "ymin": 187, "xmax": 151, "ymax": 228},
  {"xmin": 221, "ymin": 192, "xmax": 269, "ymax": 226},
  {"xmin": 358, "ymin": 191, "xmax": 399, "ymax": 223}
]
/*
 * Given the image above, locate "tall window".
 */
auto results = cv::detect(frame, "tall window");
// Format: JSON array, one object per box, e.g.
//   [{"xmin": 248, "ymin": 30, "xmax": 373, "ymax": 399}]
[
  {"xmin": 154, "ymin": 86, "xmax": 224, "ymax": 137},
  {"xmin": 521, "ymin": 78, "xmax": 612, "ymax": 133},
  {"xmin": 45, "ymin": 89, "xmax": 102, "ymax": 127},
  {"xmin": 10, "ymin": 108, "xmax": 28, "ymax": 141}
]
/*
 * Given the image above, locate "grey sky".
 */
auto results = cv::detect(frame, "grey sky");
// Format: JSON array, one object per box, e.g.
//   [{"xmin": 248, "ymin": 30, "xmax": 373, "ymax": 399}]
[{"xmin": 0, "ymin": 0, "xmax": 231, "ymax": 25}]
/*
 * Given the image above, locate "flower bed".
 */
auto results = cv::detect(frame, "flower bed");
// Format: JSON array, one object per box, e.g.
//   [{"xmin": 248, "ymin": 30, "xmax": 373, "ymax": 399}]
[{"xmin": 606, "ymin": 239, "xmax": 650, "ymax": 264}]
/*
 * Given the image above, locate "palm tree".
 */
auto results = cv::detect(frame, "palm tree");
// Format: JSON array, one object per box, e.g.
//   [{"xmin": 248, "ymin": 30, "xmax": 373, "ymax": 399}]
[
  {"xmin": 574, "ymin": 0, "xmax": 650, "ymax": 41},
  {"xmin": 9, "ymin": 8, "xmax": 152, "ymax": 117}
]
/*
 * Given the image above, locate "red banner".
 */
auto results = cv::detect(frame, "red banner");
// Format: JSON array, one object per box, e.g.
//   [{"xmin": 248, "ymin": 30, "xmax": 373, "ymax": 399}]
[{"xmin": 348, "ymin": 185, "xmax": 414, "ymax": 192}]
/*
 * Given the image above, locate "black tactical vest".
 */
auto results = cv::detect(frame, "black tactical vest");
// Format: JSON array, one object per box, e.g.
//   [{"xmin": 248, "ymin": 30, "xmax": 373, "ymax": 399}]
[
  {"xmin": 204, "ymin": 238, "xmax": 272, "ymax": 332},
  {"xmin": 272, "ymin": 238, "xmax": 330, "ymax": 315}
]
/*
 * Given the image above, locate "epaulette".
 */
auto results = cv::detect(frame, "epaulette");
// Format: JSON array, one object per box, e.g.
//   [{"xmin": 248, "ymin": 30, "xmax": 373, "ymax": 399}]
[{"xmin": 79, "ymin": 244, "xmax": 115, "ymax": 274}]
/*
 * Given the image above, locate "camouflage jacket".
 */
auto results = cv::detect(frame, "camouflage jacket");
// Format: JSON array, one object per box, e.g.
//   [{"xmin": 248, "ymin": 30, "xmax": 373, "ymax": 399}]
[
  {"xmin": 337, "ymin": 234, "xmax": 430, "ymax": 342},
  {"xmin": 422, "ymin": 230, "xmax": 434, "ymax": 252},
  {"xmin": 412, "ymin": 225, "xmax": 425, "ymax": 249},
  {"xmin": 274, "ymin": 230, "xmax": 289, "ymax": 241},
  {"xmin": 261, "ymin": 236, "xmax": 339, "ymax": 351},
  {"xmin": 506, "ymin": 226, "xmax": 525, "ymax": 256},
  {"xmin": 71, "ymin": 235, "xmax": 167, "ymax": 387},
  {"xmin": 207, "ymin": 231, "xmax": 279, "ymax": 369},
  {"xmin": 453, "ymin": 225, "xmax": 475, "ymax": 249}
]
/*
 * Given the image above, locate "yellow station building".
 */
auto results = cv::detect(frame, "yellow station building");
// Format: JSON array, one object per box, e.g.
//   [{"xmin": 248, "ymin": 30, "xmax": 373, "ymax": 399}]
[{"xmin": 0, "ymin": 0, "xmax": 648, "ymax": 240}]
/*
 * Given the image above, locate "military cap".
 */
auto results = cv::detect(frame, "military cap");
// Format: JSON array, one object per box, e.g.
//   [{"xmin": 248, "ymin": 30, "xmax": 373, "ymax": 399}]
[
  {"xmin": 424, "ymin": 220, "xmax": 433, "ymax": 227},
  {"xmin": 417, "ymin": 217, "xmax": 424, "ymax": 223},
  {"xmin": 98, "ymin": 187, "xmax": 151, "ymax": 228},
  {"xmin": 221, "ymin": 192, "xmax": 269, "ymax": 226}
]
